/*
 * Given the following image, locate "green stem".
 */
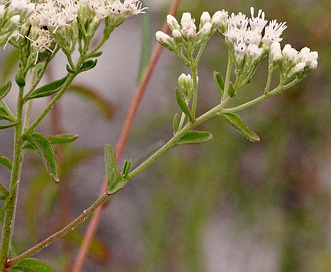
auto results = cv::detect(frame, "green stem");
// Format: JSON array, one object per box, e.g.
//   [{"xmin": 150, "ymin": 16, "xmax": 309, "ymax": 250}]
[
  {"xmin": 24, "ymin": 68, "xmax": 80, "ymax": 135},
  {"xmin": 191, "ymin": 65, "xmax": 198, "ymax": 118},
  {"xmin": 223, "ymin": 50, "xmax": 233, "ymax": 100},
  {"xmin": 8, "ymin": 192, "xmax": 111, "ymax": 267},
  {"xmin": 127, "ymin": 102, "xmax": 223, "ymax": 180},
  {"xmin": 264, "ymin": 64, "xmax": 274, "ymax": 94},
  {"xmin": 0, "ymin": 86, "xmax": 25, "ymax": 269}
]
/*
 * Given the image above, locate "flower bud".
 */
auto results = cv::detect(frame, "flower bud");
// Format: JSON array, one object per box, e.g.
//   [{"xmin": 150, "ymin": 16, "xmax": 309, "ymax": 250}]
[
  {"xmin": 155, "ymin": 31, "xmax": 177, "ymax": 51},
  {"xmin": 199, "ymin": 11, "xmax": 211, "ymax": 29},
  {"xmin": 167, "ymin": 15, "xmax": 180, "ymax": 30},
  {"xmin": 211, "ymin": 10, "xmax": 228, "ymax": 32},
  {"xmin": 178, "ymin": 73, "xmax": 193, "ymax": 99}
]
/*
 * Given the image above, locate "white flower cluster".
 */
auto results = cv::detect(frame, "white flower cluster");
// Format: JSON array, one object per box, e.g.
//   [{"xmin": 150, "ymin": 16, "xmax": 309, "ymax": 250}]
[
  {"xmin": 1, "ymin": 0, "xmax": 147, "ymax": 59},
  {"xmin": 0, "ymin": 0, "xmax": 34, "ymax": 45},
  {"xmin": 156, "ymin": 7, "xmax": 318, "ymax": 79},
  {"xmin": 223, "ymin": 7, "xmax": 287, "ymax": 66},
  {"xmin": 270, "ymin": 42, "xmax": 318, "ymax": 78},
  {"xmin": 156, "ymin": 11, "xmax": 216, "ymax": 51}
]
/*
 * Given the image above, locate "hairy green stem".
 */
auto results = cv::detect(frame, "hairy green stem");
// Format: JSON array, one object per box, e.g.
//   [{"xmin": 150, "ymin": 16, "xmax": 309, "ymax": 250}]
[
  {"xmin": 0, "ymin": 86, "xmax": 25, "ymax": 269},
  {"xmin": 223, "ymin": 50, "xmax": 233, "ymax": 100},
  {"xmin": 8, "ymin": 192, "xmax": 111, "ymax": 266}
]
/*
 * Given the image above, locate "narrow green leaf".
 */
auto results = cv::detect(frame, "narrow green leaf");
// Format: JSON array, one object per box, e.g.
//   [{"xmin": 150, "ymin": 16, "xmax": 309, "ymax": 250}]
[
  {"xmin": 0, "ymin": 154, "xmax": 12, "ymax": 170},
  {"xmin": 15, "ymin": 69, "xmax": 26, "ymax": 87},
  {"xmin": 87, "ymin": 51, "xmax": 103, "ymax": 59},
  {"xmin": 66, "ymin": 64, "xmax": 76, "ymax": 73},
  {"xmin": 26, "ymin": 76, "xmax": 68, "ymax": 100},
  {"xmin": 176, "ymin": 88, "xmax": 193, "ymax": 121},
  {"xmin": 175, "ymin": 130, "xmax": 213, "ymax": 146},
  {"xmin": 0, "ymin": 122, "xmax": 18, "ymax": 129},
  {"xmin": 213, "ymin": 71, "xmax": 224, "ymax": 97},
  {"xmin": 0, "ymin": 80, "xmax": 11, "ymax": 99},
  {"xmin": 122, "ymin": 160, "xmax": 132, "ymax": 179},
  {"xmin": 79, "ymin": 59, "xmax": 97, "ymax": 73},
  {"xmin": 228, "ymin": 82, "xmax": 235, "ymax": 98},
  {"xmin": 0, "ymin": 107, "xmax": 10, "ymax": 121},
  {"xmin": 0, "ymin": 183, "xmax": 9, "ymax": 200},
  {"xmin": 47, "ymin": 133, "xmax": 79, "ymax": 144},
  {"xmin": 24, "ymin": 133, "xmax": 59, "ymax": 182},
  {"xmin": 222, "ymin": 112, "xmax": 260, "ymax": 142},
  {"xmin": 107, "ymin": 175, "xmax": 127, "ymax": 195},
  {"xmin": 173, "ymin": 113, "xmax": 179, "ymax": 134},
  {"xmin": 104, "ymin": 145, "xmax": 118, "ymax": 188},
  {"xmin": 11, "ymin": 258, "xmax": 56, "ymax": 272},
  {"xmin": 0, "ymin": 183, "xmax": 17, "ymax": 222}
]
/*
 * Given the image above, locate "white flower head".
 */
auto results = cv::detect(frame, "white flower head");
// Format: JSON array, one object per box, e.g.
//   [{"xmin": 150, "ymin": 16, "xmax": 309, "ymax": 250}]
[
  {"xmin": 249, "ymin": 7, "xmax": 267, "ymax": 31},
  {"xmin": 229, "ymin": 11, "xmax": 248, "ymax": 29},
  {"xmin": 108, "ymin": 0, "xmax": 147, "ymax": 17},
  {"xmin": 298, "ymin": 47, "xmax": 318, "ymax": 69},
  {"xmin": 243, "ymin": 28, "xmax": 261, "ymax": 45},
  {"xmin": 211, "ymin": 10, "xmax": 228, "ymax": 31},
  {"xmin": 181, "ymin": 12, "xmax": 197, "ymax": 37},
  {"xmin": 282, "ymin": 44, "xmax": 298, "ymax": 63},
  {"xmin": 262, "ymin": 20, "xmax": 287, "ymax": 47},
  {"xmin": 246, "ymin": 43, "xmax": 263, "ymax": 60}
]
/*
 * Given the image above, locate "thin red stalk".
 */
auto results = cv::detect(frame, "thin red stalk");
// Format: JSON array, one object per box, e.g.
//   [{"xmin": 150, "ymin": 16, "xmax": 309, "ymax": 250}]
[{"xmin": 71, "ymin": 1, "xmax": 182, "ymax": 271}]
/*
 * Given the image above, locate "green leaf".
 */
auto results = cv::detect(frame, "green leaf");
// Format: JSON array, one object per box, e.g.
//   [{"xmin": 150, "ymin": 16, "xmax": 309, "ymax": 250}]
[
  {"xmin": 47, "ymin": 133, "xmax": 79, "ymax": 144},
  {"xmin": 0, "ymin": 183, "xmax": 9, "ymax": 201},
  {"xmin": 107, "ymin": 175, "xmax": 127, "ymax": 195},
  {"xmin": 222, "ymin": 112, "xmax": 260, "ymax": 142},
  {"xmin": 66, "ymin": 64, "xmax": 76, "ymax": 73},
  {"xmin": 0, "ymin": 107, "xmax": 10, "ymax": 121},
  {"xmin": 26, "ymin": 76, "xmax": 68, "ymax": 100},
  {"xmin": 0, "ymin": 122, "xmax": 18, "ymax": 129},
  {"xmin": 87, "ymin": 51, "xmax": 103, "ymax": 59},
  {"xmin": 0, "ymin": 183, "xmax": 17, "ymax": 222},
  {"xmin": 11, "ymin": 258, "xmax": 56, "ymax": 272},
  {"xmin": 176, "ymin": 88, "xmax": 193, "ymax": 122},
  {"xmin": 228, "ymin": 82, "xmax": 235, "ymax": 98},
  {"xmin": 23, "ymin": 133, "xmax": 59, "ymax": 182},
  {"xmin": 79, "ymin": 59, "xmax": 97, "ymax": 73},
  {"xmin": 214, "ymin": 71, "xmax": 224, "ymax": 97},
  {"xmin": 175, "ymin": 130, "xmax": 213, "ymax": 146},
  {"xmin": 0, "ymin": 80, "xmax": 11, "ymax": 99},
  {"xmin": 0, "ymin": 154, "xmax": 12, "ymax": 170},
  {"xmin": 121, "ymin": 160, "xmax": 132, "ymax": 179},
  {"xmin": 104, "ymin": 145, "xmax": 118, "ymax": 189}
]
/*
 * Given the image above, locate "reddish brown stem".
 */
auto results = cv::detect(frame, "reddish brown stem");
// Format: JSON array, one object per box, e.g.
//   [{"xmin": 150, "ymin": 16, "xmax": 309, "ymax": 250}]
[{"xmin": 71, "ymin": 1, "xmax": 182, "ymax": 271}]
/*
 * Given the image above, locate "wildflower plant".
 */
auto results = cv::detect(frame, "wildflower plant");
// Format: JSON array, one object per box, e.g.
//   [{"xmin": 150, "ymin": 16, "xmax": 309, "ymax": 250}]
[{"xmin": 0, "ymin": 1, "xmax": 318, "ymax": 271}]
